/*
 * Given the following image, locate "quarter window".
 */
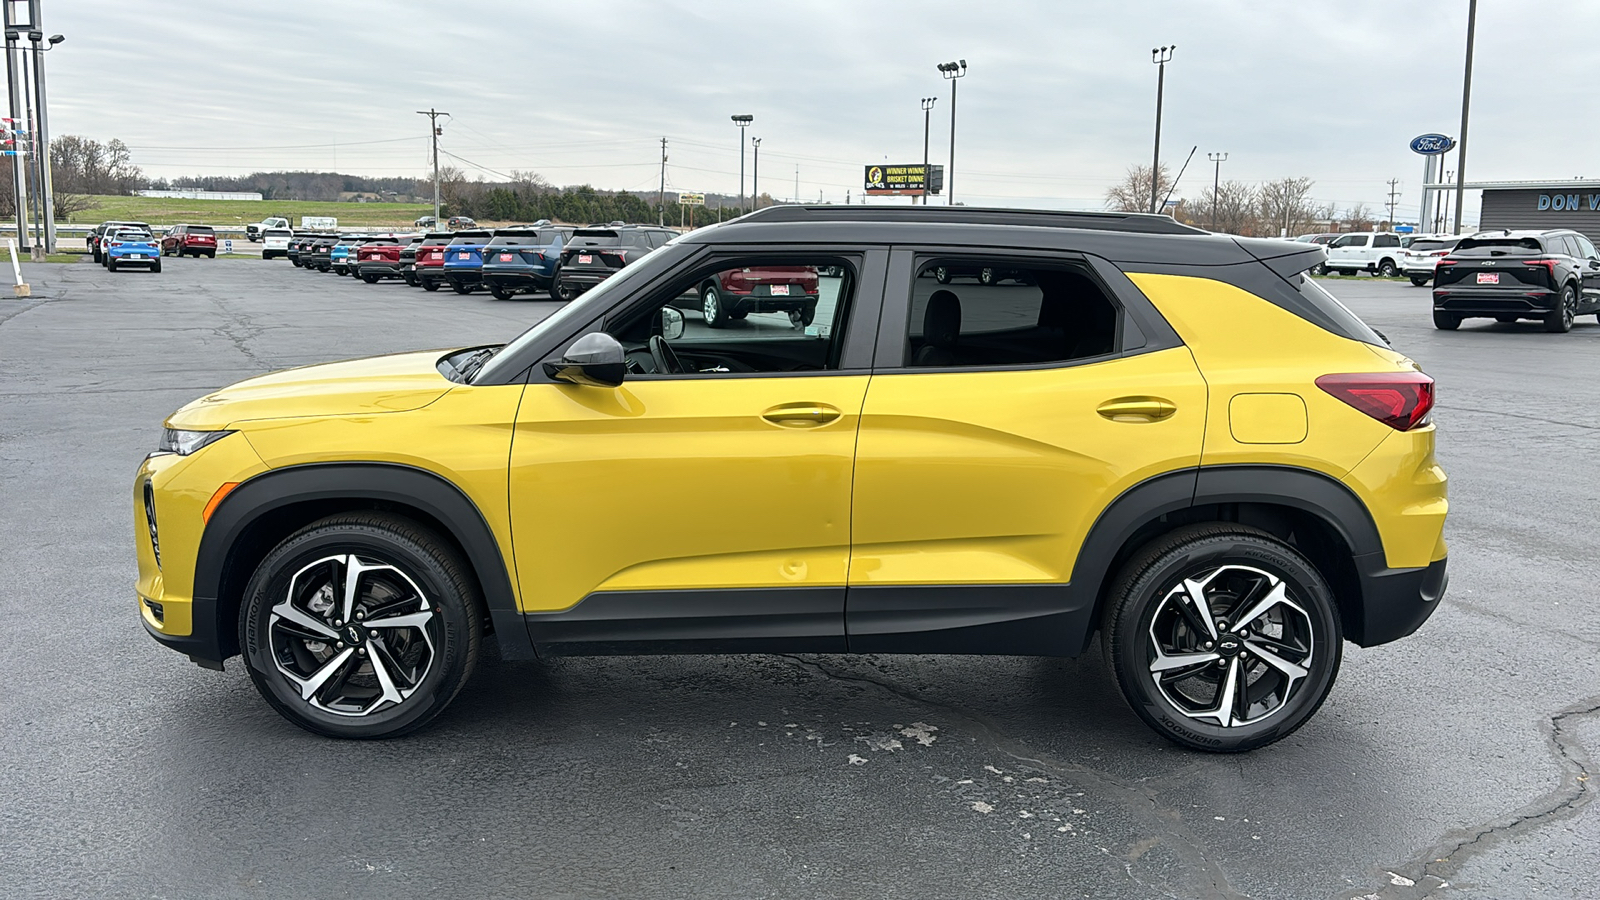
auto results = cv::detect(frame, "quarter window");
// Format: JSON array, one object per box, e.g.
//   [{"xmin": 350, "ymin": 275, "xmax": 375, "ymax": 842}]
[{"xmin": 905, "ymin": 260, "xmax": 1119, "ymax": 367}]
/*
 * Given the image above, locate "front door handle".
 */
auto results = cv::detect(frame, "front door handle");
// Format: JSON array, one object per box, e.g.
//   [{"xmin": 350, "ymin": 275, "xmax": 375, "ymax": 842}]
[
  {"xmin": 761, "ymin": 403, "xmax": 842, "ymax": 428},
  {"xmin": 1097, "ymin": 396, "xmax": 1177, "ymax": 422}
]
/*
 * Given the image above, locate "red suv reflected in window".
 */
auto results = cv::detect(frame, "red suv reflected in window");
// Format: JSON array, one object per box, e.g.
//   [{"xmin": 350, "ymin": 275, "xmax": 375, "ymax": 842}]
[{"xmin": 700, "ymin": 265, "xmax": 820, "ymax": 328}]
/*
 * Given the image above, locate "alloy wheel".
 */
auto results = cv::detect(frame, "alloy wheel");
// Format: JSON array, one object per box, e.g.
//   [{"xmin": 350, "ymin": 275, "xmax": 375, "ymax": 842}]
[
  {"xmin": 268, "ymin": 553, "xmax": 439, "ymax": 718},
  {"xmin": 1146, "ymin": 564, "xmax": 1315, "ymax": 728}
]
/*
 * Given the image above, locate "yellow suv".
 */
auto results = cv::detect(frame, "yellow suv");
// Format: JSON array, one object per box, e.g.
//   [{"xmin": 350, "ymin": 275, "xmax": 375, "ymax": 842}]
[{"xmin": 135, "ymin": 207, "xmax": 1447, "ymax": 751}]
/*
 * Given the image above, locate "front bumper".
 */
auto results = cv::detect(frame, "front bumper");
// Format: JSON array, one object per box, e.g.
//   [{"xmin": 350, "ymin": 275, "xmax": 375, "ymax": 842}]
[
  {"xmin": 1433, "ymin": 288, "xmax": 1556, "ymax": 315},
  {"xmin": 1352, "ymin": 555, "xmax": 1448, "ymax": 647}
]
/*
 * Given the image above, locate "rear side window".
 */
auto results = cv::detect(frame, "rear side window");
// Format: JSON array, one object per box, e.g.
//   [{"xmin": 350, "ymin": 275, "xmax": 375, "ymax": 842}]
[
  {"xmin": 1374, "ymin": 235, "xmax": 1400, "ymax": 248},
  {"xmin": 904, "ymin": 259, "xmax": 1120, "ymax": 367}
]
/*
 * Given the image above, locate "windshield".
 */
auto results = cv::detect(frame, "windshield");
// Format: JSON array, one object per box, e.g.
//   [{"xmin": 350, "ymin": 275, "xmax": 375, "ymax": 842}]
[
  {"xmin": 1409, "ymin": 239, "xmax": 1456, "ymax": 253},
  {"xmin": 472, "ymin": 244, "xmax": 667, "ymax": 384}
]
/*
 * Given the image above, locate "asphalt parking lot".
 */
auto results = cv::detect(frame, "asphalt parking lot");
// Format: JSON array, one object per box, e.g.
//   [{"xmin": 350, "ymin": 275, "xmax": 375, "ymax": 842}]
[{"xmin": 2, "ymin": 258, "xmax": 1597, "ymax": 899}]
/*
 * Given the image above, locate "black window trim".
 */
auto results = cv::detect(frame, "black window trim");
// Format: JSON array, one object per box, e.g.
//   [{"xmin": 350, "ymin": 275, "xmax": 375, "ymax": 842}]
[{"xmin": 869, "ymin": 246, "xmax": 1183, "ymax": 374}]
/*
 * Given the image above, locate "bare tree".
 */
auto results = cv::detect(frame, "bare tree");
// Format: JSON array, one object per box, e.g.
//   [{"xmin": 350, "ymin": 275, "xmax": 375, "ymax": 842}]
[
  {"xmin": 1343, "ymin": 202, "xmax": 1375, "ymax": 232},
  {"xmin": 52, "ymin": 192, "xmax": 93, "ymax": 222},
  {"xmin": 1105, "ymin": 164, "xmax": 1172, "ymax": 213},
  {"xmin": 1255, "ymin": 177, "xmax": 1318, "ymax": 237},
  {"xmin": 1196, "ymin": 180, "xmax": 1258, "ymax": 235}
]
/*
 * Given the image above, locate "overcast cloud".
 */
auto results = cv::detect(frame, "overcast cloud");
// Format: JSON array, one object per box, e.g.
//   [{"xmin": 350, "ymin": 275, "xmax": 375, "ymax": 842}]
[{"xmin": 38, "ymin": 0, "xmax": 1600, "ymax": 222}]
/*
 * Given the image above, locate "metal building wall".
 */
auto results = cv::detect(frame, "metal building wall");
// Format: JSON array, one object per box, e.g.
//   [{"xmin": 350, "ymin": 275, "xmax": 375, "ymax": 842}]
[{"xmin": 1479, "ymin": 189, "xmax": 1600, "ymax": 241}]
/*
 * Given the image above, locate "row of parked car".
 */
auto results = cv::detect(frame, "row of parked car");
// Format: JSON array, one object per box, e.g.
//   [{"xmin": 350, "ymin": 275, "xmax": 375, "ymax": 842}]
[
  {"xmin": 273, "ymin": 221, "xmax": 680, "ymax": 302},
  {"xmin": 87, "ymin": 220, "xmax": 219, "ymax": 262}
]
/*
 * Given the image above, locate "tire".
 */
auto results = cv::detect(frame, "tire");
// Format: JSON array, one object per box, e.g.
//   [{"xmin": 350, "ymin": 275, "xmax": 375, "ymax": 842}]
[
  {"xmin": 238, "ymin": 512, "xmax": 483, "ymax": 739},
  {"xmin": 1545, "ymin": 285, "xmax": 1577, "ymax": 333},
  {"xmin": 1378, "ymin": 258, "xmax": 1398, "ymax": 278},
  {"xmin": 551, "ymin": 271, "xmax": 574, "ymax": 301},
  {"xmin": 701, "ymin": 282, "xmax": 729, "ymax": 328},
  {"xmin": 1432, "ymin": 310, "xmax": 1462, "ymax": 330},
  {"xmin": 934, "ymin": 266, "xmax": 951, "ymax": 284},
  {"xmin": 489, "ymin": 285, "xmax": 514, "ymax": 300},
  {"xmin": 1409, "ymin": 276, "xmax": 1429, "ymax": 287},
  {"xmin": 1315, "ymin": 264, "xmax": 1328, "ymax": 276},
  {"xmin": 152, "ymin": 261, "xmax": 161, "ymax": 274},
  {"xmin": 1101, "ymin": 524, "xmax": 1342, "ymax": 753},
  {"xmin": 361, "ymin": 273, "xmax": 379, "ymax": 284},
  {"xmin": 403, "ymin": 272, "xmax": 418, "ymax": 287},
  {"xmin": 421, "ymin": 278, "xmax": 440, "ymax": 292},
  {"xmin": 107, "ymin": 260, "xmax": 118, "ymax": 272},
  {"xmin": 450, "ymin": 281, "xmax": 475, "ymax": 295},
  {"xmin": 979, "ymin": 267, "xmax": 995, "ymax": 285},
  {"xmin": 207, "ymin": 251, "xmax": 216, "ymax": 259}
]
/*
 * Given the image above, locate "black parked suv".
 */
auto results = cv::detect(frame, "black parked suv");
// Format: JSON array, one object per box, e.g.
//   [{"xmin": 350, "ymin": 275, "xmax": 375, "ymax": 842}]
[
  {"xmin": 554, "ymin": 224, "xmax": 677, "ymax": 300},
  {"xmin": 1432, "ymin": 229, "xmax": 1600, "ymax": 333}
]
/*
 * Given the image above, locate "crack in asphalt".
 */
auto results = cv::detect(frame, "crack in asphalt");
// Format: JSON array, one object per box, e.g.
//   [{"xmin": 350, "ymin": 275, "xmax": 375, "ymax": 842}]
[
  {"xmin": 200, "ymin": 289, "xmax": 273, "ymax": 372},
  {"xmin": 1333, "ymin": 696, "xmax": 1600, "ymax": 900},
  {"xmin": 776, "ymin": 653, "xmax": 1252, "ymax": 900}
]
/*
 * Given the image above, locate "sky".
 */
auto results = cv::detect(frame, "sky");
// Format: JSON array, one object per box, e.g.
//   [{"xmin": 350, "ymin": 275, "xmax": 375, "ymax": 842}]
[{"xmin": 33, "ymin": 0, "xmax": 1600, "ymax": 224}]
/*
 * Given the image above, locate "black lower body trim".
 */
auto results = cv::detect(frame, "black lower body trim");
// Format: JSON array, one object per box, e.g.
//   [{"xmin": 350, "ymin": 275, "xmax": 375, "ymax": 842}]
[
  {"xmin": 1352, "ymin": 554, "xmax": 1447, "ymax": 647},
  {"xmin": 845, "ymin": 584, "xmax": 1088, "ymax": 656},
  {"xmin": 524, "ymin": 588, "xmax": 845, "ymax": 656}
]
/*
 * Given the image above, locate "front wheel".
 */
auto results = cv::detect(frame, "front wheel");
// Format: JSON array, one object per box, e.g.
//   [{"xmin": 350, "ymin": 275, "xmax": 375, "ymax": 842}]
[
  {"xmin": 1545, "ymin": 285, "xmax": 1577, "ymax": 333},
  {"xmin": 1378, "ymin": 259, "xmax": 1398, "ymax": 278},
  {"xmin": 934, "ymin": 266, "xmax": 951, "ymax": 284},
  {"xmin": 1101, "ymin": 525, "xmax": 1342, "ymax": 753},
  {"xmin": 239, "ymin": 512, "xmax": 483, "ymax": 739}
]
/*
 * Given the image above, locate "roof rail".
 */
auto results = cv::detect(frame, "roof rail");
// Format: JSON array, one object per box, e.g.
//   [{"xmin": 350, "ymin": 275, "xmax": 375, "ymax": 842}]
[{"xmin": 736, "ymin": 204, "xmax": 1207, "ymax": 235}]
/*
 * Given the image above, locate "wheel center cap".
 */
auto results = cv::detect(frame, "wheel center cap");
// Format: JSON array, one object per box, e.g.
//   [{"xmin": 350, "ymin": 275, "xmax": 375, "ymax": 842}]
[
  {"xmin": 1216, "ymin": 634, "xmax": 1243, "ymax": 657},
  {"xmin": 344, "ymin": 625, "xmax": 365, "ymax": 645}
]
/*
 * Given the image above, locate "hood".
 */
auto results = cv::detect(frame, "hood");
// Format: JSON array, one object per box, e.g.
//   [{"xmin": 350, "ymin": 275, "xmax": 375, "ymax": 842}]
[{"xmin": 168, "ymin": 350, "xmax": 457, "ymax": 430}]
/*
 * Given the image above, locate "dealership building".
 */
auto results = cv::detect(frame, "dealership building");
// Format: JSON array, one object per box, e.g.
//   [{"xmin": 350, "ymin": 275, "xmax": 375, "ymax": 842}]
[{"xmin": 1471, "ymin": 180, "xmax": 1600, "ymax": 241}]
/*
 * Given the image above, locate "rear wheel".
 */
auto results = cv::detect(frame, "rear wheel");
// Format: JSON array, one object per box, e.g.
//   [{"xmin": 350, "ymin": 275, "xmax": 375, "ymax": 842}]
[
  {"xmin": 934, "ymin": 266, "xmax": 951, "ymax": 284},
  {"xmin": 489, "ymin": 285, "xmax": 514, "ymax": 300},
  {"xmin": 979, "ymin": 267, "xmax": 995, "ymax": 285},
  {"xmin": 702, "ymin": 283, "xmax": 729, "ymax": 328},
  {"xmin": 1433, "ymin": 310, "xmax": 1462, "ymax": 330},
  {"xmin": 1409, "ymin": 276, "xmax": 1429, "ymax": 287},
  {"xmin": 107, "ymin": 260, "xmax": 118, "ymax": 272},
  {"xmin": 421, "ymin": 278, "xmax": 440, "ymax": 292},
  {"xmin": 1545, "ymin": 285, "xmax": 1577, "ymax": 333},
  {"xmin": 1378, "ymin": 258, "xmax": 1398, "ymax": 278},
  {"xmin": 361, "ymin": 273, "xmax": 379, "ymax": 284},
  {"xmin": 450, "ymin": 282, "xmax": 474, "ymax": 295},
  {"xmin": 239, "ymin": 512, "xmax": 483, "ymax": 739},
  {"xmin": 551, "ymin": 271, "xmax": 575, "ymax": 301},
  {"xmin": 152, "ymin": 261, "xmax": 162, "ymax": 274},
  {"xmin": 1101, "ymin": 525, "xmax": 1342, "ymax": 753}
]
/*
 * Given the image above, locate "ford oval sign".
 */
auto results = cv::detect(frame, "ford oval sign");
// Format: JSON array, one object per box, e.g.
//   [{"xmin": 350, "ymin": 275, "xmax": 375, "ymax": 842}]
[{"xmin": 1410, "ymin": 133, "xmax": 1456, "ymax": 155}]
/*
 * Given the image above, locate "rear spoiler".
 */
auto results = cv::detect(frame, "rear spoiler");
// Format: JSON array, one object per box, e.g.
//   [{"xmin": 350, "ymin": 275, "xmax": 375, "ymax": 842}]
[{"xmin": 1232, "ymin": 237, "xmax": 1326, "ymax": 279}]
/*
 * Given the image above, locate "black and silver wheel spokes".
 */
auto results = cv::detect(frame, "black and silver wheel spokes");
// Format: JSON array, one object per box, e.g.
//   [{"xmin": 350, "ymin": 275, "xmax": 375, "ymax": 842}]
[
  {"xmin": 268, "ymin": 554, "xmax": 437, "ymax": 717},
  {"xmin": 1147, "ymin": 565, "xmax": 1315, "ymax": 728}
]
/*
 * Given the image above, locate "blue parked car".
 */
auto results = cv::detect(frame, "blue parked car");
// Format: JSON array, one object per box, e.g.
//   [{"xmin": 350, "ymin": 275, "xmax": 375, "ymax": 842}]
[
  {"xmin": 103, "ymin": 227, "xmax": 162, "ymax": 273},
  {"xmin": 481, "ymin": 224, "xmax": 575, "ymax": 299},
  {"xmin": 329, "ymin": 235, "xmax": 369, "ymax": 276},
  {"xmin": 441, "ymin": 230, "xmax": 494, "ymax": 294}
]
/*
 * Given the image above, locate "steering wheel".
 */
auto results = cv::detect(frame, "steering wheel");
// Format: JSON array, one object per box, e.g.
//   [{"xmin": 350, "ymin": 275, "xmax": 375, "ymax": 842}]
[{"xmin": 648, "ymin": 335, "xmax": 685, "ymax": 375}]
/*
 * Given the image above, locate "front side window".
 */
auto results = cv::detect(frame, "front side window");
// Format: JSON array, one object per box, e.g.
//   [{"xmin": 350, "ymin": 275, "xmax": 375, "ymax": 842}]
[
  {"xmin": 1576, "ymin": 236, "xmax": 1599, "ymax": 259},
  {"xmin": 904, "ymin": 260, "xmax": 1120, "ymax": 368},
  {"xmin": 604, "ymin": 257, "xmax": 856, "ymax": 376}
]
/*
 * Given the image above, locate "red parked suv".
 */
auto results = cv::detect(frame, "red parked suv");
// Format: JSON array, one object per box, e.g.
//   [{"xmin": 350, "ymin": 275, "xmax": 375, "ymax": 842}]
[
  {"xmin": 697, "ymin": 264, "xmax": 821, "ymax": 327},
  {"xmin": 411, "ymin": 232, "xmax": 455, "ymax": 291},
  {"xmin": 162, "ymin": 224, "xmax": 218, "ymax": 258}
]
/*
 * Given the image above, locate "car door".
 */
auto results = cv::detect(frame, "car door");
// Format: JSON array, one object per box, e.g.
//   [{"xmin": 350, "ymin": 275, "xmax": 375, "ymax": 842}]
[
  {"xmin": 1328, "ymin": 234, "xmax": 1365, "ymax": 269},
  {"xmin": 507, "ymin": 247, "xmax": 887, "ymax": 653},
  {"xmin": 846, "ymin": 249, "xmax": 1207, "ymax": 654},
  {"xmin": 1573, "ymin": 235, "xmax": 1600, "ymax": 309}
]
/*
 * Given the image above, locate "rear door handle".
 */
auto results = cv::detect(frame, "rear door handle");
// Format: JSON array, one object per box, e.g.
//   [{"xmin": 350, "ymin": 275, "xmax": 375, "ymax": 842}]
[
  {"xmin": 761, "ymin": 403, "xmax": 842, "ymax": 428},
  {"xmin": 1097, "ymin": 396, "xmax": 1178, "ymax": 422}
]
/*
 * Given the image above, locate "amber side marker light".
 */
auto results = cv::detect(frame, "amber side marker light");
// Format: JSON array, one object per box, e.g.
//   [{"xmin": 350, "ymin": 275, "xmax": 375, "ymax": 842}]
[{"xmin": 202, "ymin": 482, "xmax": 241, "ymax": 523}]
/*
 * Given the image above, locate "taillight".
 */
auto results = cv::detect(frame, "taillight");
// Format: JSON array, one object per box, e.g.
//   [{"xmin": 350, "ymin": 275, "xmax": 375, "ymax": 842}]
[
  {"xmin": 1522, "ymin": 259, "xmax": 1559, "ymax": 278},
  {"xmin": 1315, "ymin": 372, "xmax": 1435, "ymax": 431},
  {"xmin": 1437, "ymin": 260, "xmax": 1457, "ymax": 267}
]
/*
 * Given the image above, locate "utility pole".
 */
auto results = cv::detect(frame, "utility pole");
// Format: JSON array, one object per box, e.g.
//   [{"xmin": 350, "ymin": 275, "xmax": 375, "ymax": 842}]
[
  {"xmin": 937, "ymin": 60, "xmax": 967, "ymax": 206},
  {"xmin": 920, "ymin": 96, "xmax": 936, "ymax": 206},
  {"xmin": 1385, "ymin": 178, "xmax": 1401, "ymax": 230},
  {"xmin": 415, "ymin": 109, "xmax": 447, "ymax": 227},
  {"xmin": 1150, "ymin": 45, "xmax": 1175, "ymax": 214},
  {"xmin": 1207, "ymin": 151, "xmax": 1227, "ymax": 231},
  {"xmin": 751, "ymin": 137, "xmax": 760, "ymax": 210},
  {"xmin": 3, "ymin": 28, "xmax": 28, "ymax": 252},
  {"xmin": 658, "ymin": 137, "xmax": 667, "ymax": 226},
  {"xmin": 795, "ymin": 165, "xmax": 799, "ymax": 205},
  {"xmin": 29, "ymin": 27, "xmax": 55, "ymax": 253},
  {"xmin": 1453, "ymin": 0, "xmax": 1477, "ymax": 235}
]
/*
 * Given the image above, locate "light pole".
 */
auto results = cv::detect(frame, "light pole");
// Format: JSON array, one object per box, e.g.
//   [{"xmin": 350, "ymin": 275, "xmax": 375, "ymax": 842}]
[
  {"xmin": 1207, "ymin": 152, "xmax": 1227, "ymax": 231},
  {"xmin": 936, "ymin": 60, "xmax": 966, "ymax": 206},
  {"xmin": 751, "ymin": 137, "xmax": 760, "ymax": 210},
  {"xmin": 415, "ymin": 109, "xmax": 448, "ymax": 227},
  {"xmin": 1150, "ymin": 45, "xmax": 1175, "ymax": 214},
  {"xmin": 1453, "ymin": 0, "xmax": 1477, "ymax": 234},
  {"xmin": 731, "ymin": 114, "xmax": 752, "ymax": 215},
  {"xmin": 920, "ymin": 96, "xmax": 936, "ymax": 206},
  {"xmin": 26, "ymin": 30, "xmax": 58, "ymax": 252}
]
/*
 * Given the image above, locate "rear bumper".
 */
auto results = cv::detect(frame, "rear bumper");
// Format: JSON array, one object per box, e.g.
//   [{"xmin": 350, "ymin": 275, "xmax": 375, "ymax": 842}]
[
  {"xmin": 1433, "ymin": 288, "xmax": 1556, "ymax": 315},
  {"xmin": 726, "ymin": 291, "xmax": 819, "ymax": 314},
  {"xmin": 1351, "ymin": 555, "xmax": 1448, "ymax": 647},
  {"xmin": 483, "ymin": 268, "xmax": 552, "ymax": 289},
  {"xmin": 443, "ymin": 268, "xmax": 483, "ymax": 286},
  {"xmin": 357, "ymin": 263, "xmax": 402, "ymax": 278},
  {"xmin": 561, "ymin": 269, "xmax": 615, "ymax": 290}
]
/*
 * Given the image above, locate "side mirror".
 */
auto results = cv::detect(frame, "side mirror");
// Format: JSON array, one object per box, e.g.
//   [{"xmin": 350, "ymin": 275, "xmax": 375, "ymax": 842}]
[
  {"xmin": 659, "ymin": 306, "xmax": 685, "ymax": 340},
  {"xmin": 544, "ymin": 332, "xmax": 626, "ymax": 387}
]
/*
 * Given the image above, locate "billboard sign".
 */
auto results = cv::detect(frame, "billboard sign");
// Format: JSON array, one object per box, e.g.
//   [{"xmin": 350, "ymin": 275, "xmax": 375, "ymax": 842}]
[
  {"xmin": 864, "ymin": 164, "xmax": 942, "ymax": 196},
  {"xmin": 678, "ymin": 192, "xmax": 706, "ymax": 206},
  {"xmin": 1409, "ymin": 134, "xmax": 1455, "ymax": 155}
]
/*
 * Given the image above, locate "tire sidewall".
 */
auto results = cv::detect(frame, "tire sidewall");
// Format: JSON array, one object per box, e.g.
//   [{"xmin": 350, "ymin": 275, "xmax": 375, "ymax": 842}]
[
  {"xmin": 1107, "ymin": 533, "xmax": 1343, "ymax": 752},
  {"xmin": 239, "ymin": 520, "xmax": 477, "ymax": 739}
]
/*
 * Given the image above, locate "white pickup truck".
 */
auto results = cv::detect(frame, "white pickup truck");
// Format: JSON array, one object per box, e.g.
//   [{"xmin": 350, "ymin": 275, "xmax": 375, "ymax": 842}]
[
  {"xmin": 1321, "ymin": 232, "xmax": 1406, "ymax": 277},
  {"xmin": 245, "ymin": 216, "xmax": 290, "ymax": 242}
]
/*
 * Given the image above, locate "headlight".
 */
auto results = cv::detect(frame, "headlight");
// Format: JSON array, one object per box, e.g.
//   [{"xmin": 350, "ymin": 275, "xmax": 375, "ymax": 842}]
[{"xmin": 158, "ymin": 428, "xmax": 235, "ymax": 456}]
